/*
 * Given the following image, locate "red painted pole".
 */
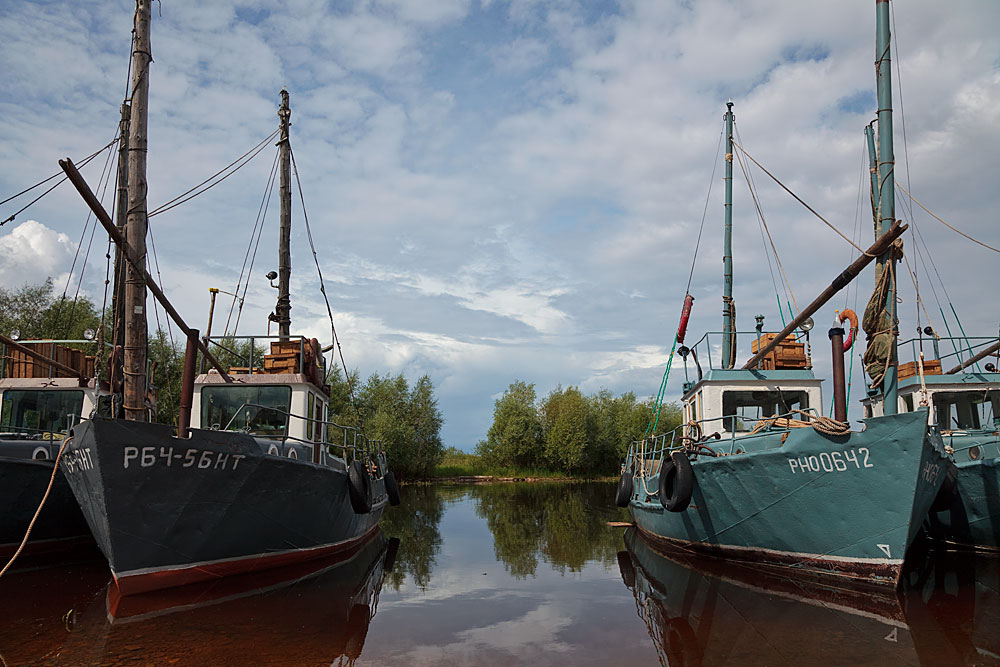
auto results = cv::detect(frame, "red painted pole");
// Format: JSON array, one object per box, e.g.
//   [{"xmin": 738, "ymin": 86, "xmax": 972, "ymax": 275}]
[{"xmin": 177, "ymin": 328, "xmax": 199, "ymax": 438}]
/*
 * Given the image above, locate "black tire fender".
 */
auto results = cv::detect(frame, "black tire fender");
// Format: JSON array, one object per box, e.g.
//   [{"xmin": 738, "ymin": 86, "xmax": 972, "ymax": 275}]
[
  {"xmin": 615, "ymin": 470, "xmax": 634, "ymax": 507},
  {"xmin": 348, "ymin": 460, "xmax": 373, "ymax": 514},
  {"xmin": 384, "ymin": 470, "xmax": 401, "ymax": 506},
  {"xmin": 659, "ymin": 451, "xmax": 693, "ymax": 512}
]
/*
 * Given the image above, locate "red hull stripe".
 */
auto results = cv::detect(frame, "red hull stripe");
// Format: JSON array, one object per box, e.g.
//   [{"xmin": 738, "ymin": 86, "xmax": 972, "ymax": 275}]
[{"xmin": 112, "ymin": 525, "xmax": 380, "ymax": 596}]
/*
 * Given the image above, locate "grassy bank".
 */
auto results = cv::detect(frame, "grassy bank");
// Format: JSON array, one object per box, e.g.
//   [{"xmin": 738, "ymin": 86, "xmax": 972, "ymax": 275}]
[{"xmin": 431, "ymin": 449, "xmax": 609, "ymax": 480}]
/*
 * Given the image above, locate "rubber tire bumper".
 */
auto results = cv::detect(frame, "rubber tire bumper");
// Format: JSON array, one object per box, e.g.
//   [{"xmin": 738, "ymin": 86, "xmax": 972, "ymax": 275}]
[
  {"xmin": 658, "ymin": 451, "xmax": 694, "ymax": 512},
  {"xmin": 348, "ymin": 460, "xmax": 373, "ymax": 514}
]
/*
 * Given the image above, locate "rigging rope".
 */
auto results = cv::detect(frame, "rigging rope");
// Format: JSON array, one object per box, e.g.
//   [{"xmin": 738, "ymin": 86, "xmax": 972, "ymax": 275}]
[
  {"xmin": 730, "ymin": 139, "xmax": 871, "ymax": 255},
  {"xmin": 148, "ymin": 128, "xmax": 280, "ymax": 218},
  {"xmin": 685, "ymin": 128, "xmax": 725, "ymax": 295},
  {"xmin": 732, "ymin": 134, "xmax": 800, "ymax": 315},
  {"xmin": 223, "ymin": 148, "xmax": 279, "ymax": 338},
  {"xmin": 289, "ymin": 147, "xmax": 365, "ymax": 431},
  {"xmin": 0, "ymin": 140, "xmax": 117, "ymax": 227},
  {"xmin": 897, "ymin": 183, "xmax": 1000, "ymax": 254}
]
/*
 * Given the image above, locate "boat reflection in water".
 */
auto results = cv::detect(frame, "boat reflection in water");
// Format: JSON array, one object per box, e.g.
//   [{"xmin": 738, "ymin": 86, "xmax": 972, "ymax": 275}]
[
  {"xmin": 620, "ymin": 527, "xmax": 1000, "ymax": 666},
  {"xmin": 42, "ymin": 530, "xmax": 397, "ymax": 665}
]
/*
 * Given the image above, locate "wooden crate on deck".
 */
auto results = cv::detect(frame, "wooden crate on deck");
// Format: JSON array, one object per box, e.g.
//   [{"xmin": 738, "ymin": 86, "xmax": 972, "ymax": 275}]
[
  {"xmin": 751, "ymin": 333, "xmax": 809, "ymax": 370},
  {"xmin": 898, "ymin": 359, "xmax": 942, "ymax": 380},
  {"xmin": 4, "ymin": 341, "xmax": 96, "ymax": 379}
]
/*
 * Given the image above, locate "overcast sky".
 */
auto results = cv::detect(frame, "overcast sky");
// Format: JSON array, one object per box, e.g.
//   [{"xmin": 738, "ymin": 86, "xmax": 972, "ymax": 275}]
[{"xmin": 1, "ymin": 0, "xmax": 998, "ymax": 448}]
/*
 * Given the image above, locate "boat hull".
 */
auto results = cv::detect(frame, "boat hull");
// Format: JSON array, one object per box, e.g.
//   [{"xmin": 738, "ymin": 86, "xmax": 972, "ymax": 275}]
[
  {"xmin": 628, "ymin": 410, "xmax": 948, "ymax": 586},
  {"xmin": 61, "ymin": 418, "xmax": 386, "ymax": 595},
  {"xmin": 0, "ymin": 448, "xmax": 91, "ymax": 557},
  {"xmin": 926, "ymin": 442, "xmax": 1000, "ymax": 551}
]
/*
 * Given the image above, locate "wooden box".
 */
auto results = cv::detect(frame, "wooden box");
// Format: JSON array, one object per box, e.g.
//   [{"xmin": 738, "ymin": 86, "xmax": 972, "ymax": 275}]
[
  {"xmin": 751, "ymin": 333, "xmax": 808, "ymax": 370},
  {"xmin": 898, "ymin": 359, "xmax": 943, "ymax": 380}
]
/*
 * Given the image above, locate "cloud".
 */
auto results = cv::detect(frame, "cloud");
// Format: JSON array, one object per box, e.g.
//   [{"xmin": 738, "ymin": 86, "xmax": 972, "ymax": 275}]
[{"xmin": 0, "ymin": 220, "xmax": 76, "ymax": 288}]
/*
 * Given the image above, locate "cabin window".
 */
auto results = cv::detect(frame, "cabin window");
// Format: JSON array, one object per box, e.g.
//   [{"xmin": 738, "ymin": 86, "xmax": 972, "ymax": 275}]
[
  {"xmin": 314, "ymin": 396, "xmax": 325, "ymax": 442},
  {"xmin": 902, "ymin": 394, "xmax": 914, "ymax": 413},
  {"xmin": 201, "ymin": 385, "xmax": 291, "ymax": 436},
  {"xmin": 864, "ymin": 403, "xmax": 873, "ymax": 419},
  {"xmin": 933, "ymin": 390, "xmax": 999, "ymax": 431},
  {"xmin": 722, "ymin": 390, "xmax": 809, "ymax": 433},
  {"xmin": 306, "ymin": 392, "xmax": 315, "ymax": 440},
  {"xmin": 0, "ymin": 390, "xmax": 84, "ymax": 435}
]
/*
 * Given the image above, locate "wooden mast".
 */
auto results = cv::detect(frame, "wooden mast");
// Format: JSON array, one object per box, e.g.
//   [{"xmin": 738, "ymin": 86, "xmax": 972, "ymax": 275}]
[
  {"xmin": 276, "ymin": 89, "xmax": 292, "ymax": 340},
  {"xmin": 123, "ymin": 0, "xmax": 151, "ymax": 422},
  {"xmin": 112, "ymin": 101, "xmax": 130, "ymax": 353}
]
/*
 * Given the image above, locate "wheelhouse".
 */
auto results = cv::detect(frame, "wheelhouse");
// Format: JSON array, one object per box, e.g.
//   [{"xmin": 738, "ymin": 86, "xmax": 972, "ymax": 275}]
[
  {"xmin": 191, "ymin": 335, "xmax": 354, "ymax": 466},
  {"xmin": 860, "ymin": 336, "xmax": 1000, "ymax": 432}
]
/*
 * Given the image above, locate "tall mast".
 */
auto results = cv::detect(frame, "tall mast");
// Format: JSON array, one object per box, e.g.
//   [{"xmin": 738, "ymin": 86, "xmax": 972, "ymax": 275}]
[
  {"xmin": 722, "ymin": 100, "xmax": 736, "ymax": 368},
  {"xmin": 864, "ymin": 124, "xmax": 879, "ymax": 231},
  {"xmin": 875, "ymin": 0, "xmax": 898, "ymax": 414},
  {"xmin": 123, "ymin": 0, "xmax": 151, "ymax": 422},
  {"xmin": 112, "ymin": 101, "xmax": 130, "ymax": 353},
  {"xmin": 276, "ymin": 89, "xmax": 292, "ymax": 340}
]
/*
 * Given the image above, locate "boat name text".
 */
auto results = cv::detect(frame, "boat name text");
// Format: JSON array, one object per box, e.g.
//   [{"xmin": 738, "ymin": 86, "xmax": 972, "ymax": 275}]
[
  {"xmin": 787, "ymin": 448, "xmax": 873, "ymax": 474},
  {"xmin": 123, "ymin": 446, "xmax": 245, "ymax": 471},
  {"xmin": 62, "ymin": 447, "xmax": 94, "ymax": 473}
]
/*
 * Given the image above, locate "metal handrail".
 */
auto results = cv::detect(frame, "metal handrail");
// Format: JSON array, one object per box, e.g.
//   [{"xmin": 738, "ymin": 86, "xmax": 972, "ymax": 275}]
[
  {"xmin": 898, "ymin": 336, "xmax": 999, "ymax": 367},
  {"xmin": 213, "ymin": 401, "xmax": 381, "ymax": 465},
  {"xmin": 626, "ymin": 407, "xmax": 821, "ymax": 474},
  {"xmin": 687, "ymin": 330, "xmax": 809, "ymax": 371}
]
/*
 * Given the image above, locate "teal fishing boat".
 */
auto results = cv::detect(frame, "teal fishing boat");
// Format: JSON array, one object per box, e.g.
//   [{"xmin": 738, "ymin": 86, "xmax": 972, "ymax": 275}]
[
  {"xmin": 616, "ymin": 0, "xmax": 949, "ymax": 587},
  {"xmin": 851, "ymin": 0, "xmax": 1000, "ymax": 552},
  {"xmin": 862, "ymin": 337, "xmax": 1000, "ymax": 551}
]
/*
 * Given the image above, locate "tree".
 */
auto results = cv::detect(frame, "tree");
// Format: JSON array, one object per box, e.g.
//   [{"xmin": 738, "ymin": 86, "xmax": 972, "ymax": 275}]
[
  {"xmin": 0, "ymin": 279, "xmax": 102, "ymax": 342},
  {"xmin": 353, "ymin": 372, "xmax": 445, "ymax": 480},
  {"xmin": 540, "ymin": 386, "xmax": 594, "ymax": 473},
  {"xmin": 476, "ymin": 380, "xmax": 543, "ymax": 469}
]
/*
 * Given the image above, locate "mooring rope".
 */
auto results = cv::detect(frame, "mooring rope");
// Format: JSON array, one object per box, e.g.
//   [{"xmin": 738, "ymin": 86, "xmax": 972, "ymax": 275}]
[{"xmin": 0, "ymin": 437, "xmax": 74, "ymax": 579}]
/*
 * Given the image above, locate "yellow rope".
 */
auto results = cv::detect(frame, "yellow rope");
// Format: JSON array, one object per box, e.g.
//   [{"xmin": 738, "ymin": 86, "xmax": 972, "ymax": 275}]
[
  {"xmin": 897, "ymin": 183, "xmax": 1000, "ymax": 254},
  {"xmin": 0, "ymin": 437, "xmax": 73, "ymax": 579},
  {"xmin": 749, "ymin": 409, "xmax": 851, "ymax": 437}
]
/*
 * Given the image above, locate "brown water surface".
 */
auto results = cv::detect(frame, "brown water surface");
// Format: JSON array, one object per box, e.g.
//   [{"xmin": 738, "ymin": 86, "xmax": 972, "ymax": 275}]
[{"xmin": 0, "ymin": 481, "xmax": 995, "ymax": 665}]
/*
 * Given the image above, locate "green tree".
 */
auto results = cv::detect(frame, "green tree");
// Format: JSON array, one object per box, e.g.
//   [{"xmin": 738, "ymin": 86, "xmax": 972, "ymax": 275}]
[
  {"xmin": 476, "ymin": 380, "xmax": 543, "ymax": 469},
  {"xmin": 540, "ymin": 386, "xmax": 594, "ymax": 473},
  {"xmin": 0, "ymin": 279, "xmax": 102, "ymax": 342},
  {"xmin": 353, "ymin": 372, "xmax": 445, "ymax": 480}
]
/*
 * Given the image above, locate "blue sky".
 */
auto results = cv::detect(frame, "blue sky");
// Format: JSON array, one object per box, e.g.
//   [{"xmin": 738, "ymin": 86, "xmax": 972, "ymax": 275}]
[{"xmin": 1, "ymin": 0, "xmax": 999, "ymax": 448}]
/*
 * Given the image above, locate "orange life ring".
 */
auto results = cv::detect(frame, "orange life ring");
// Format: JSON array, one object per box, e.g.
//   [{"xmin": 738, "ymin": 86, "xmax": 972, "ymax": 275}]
[{"xmin": 839, "ymin": 309, "xmax": 859, "ymax": 351}]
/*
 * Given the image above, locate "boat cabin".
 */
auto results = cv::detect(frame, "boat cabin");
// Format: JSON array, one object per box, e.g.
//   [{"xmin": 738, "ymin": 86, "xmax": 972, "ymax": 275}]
[
  {"xmin": 860, "ymin": 337, "xmax": 1000, "ymax": 432},
  {"xmin": 0, "ymin": 339, "xmax": 105, "ymax": 458},
  {"xmin": 681, "ymin": 368, "xmax": 823, "ymax": 438},
  {"xmin": 191, "ymin": 336, "xmax": 336, "ymax": 464},
  {"xmin": 677, "ymin": 331, "xmax": 823, "ymax": 439},
  {"xmin": 861, "ymin": 372, "xmax": 1000, "ymax": 431}
]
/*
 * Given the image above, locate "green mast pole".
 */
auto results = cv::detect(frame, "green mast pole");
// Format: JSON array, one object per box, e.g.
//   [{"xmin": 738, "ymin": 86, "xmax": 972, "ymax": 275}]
[
  {"xmin": 865, "ymin": 124, "xmax": 879, "ymax": 231},
  {"xmin": 876, "ymin": 0, "xmax": 898, "ymax": 415},
  {"xmin": 722, "ymin": 100, "xmax": 735, "ymax": 368}
]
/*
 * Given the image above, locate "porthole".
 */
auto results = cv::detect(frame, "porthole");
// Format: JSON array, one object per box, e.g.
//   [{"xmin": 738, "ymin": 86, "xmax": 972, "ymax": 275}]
[
  {"xmin": 287, "ymin": 448, "xmax": 298, "ymax": 460},
  {"xmin": 969, "ymin": 445, "xmax": 981, "ymax": 461},
  {"xmin": 32, "ymin": 447, "xmax": 49, "ymax": 461},
  {"xmin": 267, "ymin": 444, "xmax": 280, "ymax": 456}
]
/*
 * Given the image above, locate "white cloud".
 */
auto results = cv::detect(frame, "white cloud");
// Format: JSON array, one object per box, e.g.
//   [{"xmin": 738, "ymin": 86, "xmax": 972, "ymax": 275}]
[{"xmin": 0, "ymin": 220, "xmax": 76, "ymax": 288}]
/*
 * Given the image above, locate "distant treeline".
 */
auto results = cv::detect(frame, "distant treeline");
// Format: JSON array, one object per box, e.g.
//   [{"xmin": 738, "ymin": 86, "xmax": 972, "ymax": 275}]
[{"xmin": 475, "ymin": 380, "xmax": 681, "ymax": 476}]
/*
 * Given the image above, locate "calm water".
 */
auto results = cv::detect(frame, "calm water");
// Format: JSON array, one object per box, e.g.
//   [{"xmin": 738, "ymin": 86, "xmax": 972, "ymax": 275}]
[{"xmin": 0, "ymin": 481, "xmax": 997, "ymax": 666}]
